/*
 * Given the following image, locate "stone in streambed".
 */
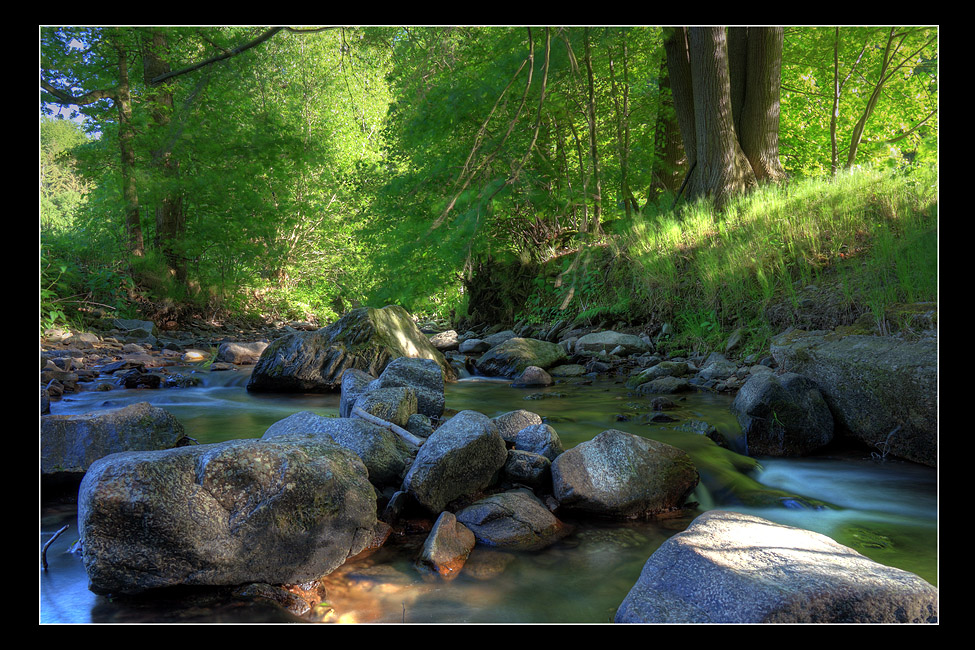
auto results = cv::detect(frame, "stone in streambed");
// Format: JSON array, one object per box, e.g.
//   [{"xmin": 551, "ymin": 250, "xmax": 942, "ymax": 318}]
[
  {"xmin": 41, "ymin": 402, "xmax": 186, "ymax": 478},
  {"xmin": 552, "ymin": 429, "xmax": 699, "ymax": 518},
  {"xmin": 247, "ymin": 305, "xmax": 454, "ymax": 394},
  {"xmin": 401, "ymin": 410, "xmax": 507, "ymax": 513},
  {"xmin": 615, "ymin": 510, "xmax": 938, "ymax": 623},
  {"xmin": 78, "ymin": 434, "xmax": 377, "ymax": 595}
]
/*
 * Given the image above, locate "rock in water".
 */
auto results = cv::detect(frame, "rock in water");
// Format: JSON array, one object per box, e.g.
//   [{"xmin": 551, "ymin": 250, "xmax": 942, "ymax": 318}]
[
  {"xmin": 615, "ymin": 510, "xmax": 938, "ymax": 623},
  {"xmin": 731, "ymin": 372, "xmax": 834, "ymax": 456},
  {"xmin": 246, "ymin": 305, "xmax": 455, "ymax": 393},
  {"xmin": 41, "ymin": 402, "xmax": 186, "ymax": 477},
  {"xmin": 474, "ymin": 337, "xmax": 568, "ymax": 378},
  {"xmin": 552, "ymin": 429, "xmax": 698, "ymax": 518},
  {"xmin": 402, "ymin": 410, "xmax": 507, "ymax": 513},
  {"xmin": 78, "ymin": 434, "xmax": 377, "ymax": 595},
  {"xmin": 770, "ymin": 328, "xmax": 937, "ymax": 466}
]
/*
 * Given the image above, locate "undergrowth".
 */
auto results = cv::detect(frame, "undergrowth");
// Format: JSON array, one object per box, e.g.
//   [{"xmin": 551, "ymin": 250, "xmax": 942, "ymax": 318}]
[{"xmin": 512, "ymin": 163, "xmax": 937, "ymax": 355}]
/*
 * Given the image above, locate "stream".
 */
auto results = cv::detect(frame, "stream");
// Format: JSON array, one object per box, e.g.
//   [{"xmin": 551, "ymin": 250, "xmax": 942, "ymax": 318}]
[{"xmin": 39, "ymin": 367, "xmax": 938, "ymax": 623}]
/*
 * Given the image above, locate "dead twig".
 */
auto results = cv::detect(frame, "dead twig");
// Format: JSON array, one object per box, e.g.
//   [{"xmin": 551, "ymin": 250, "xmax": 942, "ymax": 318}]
[{"xmin": 41, "ymin": 525, "xmax": 69, "ymax": 570}]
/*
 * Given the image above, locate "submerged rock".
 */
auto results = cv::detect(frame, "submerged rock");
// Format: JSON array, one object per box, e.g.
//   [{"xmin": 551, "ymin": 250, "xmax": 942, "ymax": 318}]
[
  {"xmin": 615, "ymin": 510, "xmax": 938, "ymax": 623},
  {"xmin": 78, "ymin": 434, "xmax": 377, "ymax": 595},
  {"xmin": 247, "ymin": 305, "xmax": 454, "ymax": 393}
]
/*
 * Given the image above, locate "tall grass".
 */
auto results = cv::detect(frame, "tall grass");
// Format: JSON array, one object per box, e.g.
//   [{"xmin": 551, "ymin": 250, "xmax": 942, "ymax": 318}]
[{"xmin": 593, "ymin": 163, "xmax": 937, "ymax": 353}]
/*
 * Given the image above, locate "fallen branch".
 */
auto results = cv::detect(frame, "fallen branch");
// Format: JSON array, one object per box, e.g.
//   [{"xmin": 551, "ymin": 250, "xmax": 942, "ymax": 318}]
[
  {"xmin": 351, "ymin": 406, "xmax": 426, "ymax": 447},
  {"xmin": 41, "ymin": 524, "xmax": 69, "ymax": 570}
]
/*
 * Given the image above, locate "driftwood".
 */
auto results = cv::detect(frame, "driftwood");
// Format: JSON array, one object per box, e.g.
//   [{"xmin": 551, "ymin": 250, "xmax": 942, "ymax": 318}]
[
  {"xmin": 351, "ymin": 406, "xmax": 426, "ymax": 447},
  {"xmin": 41, "ymin": 524, "xmax": 69, "ymax": 570}
]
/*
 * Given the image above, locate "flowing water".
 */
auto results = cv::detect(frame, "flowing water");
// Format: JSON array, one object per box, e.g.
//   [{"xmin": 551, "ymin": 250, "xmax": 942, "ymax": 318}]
[{"xmin": 39, "ymin": 367, "xmax": 938, "ymax": 623}]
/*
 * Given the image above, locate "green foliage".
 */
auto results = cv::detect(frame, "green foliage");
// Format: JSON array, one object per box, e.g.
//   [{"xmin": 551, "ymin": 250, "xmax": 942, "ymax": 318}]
[{"xmin": 38, "ymin": 26, "xmax": 937, "ymax": 333}]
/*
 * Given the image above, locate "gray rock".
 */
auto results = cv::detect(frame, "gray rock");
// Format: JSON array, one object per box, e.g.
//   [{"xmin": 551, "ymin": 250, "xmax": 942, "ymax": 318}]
[
  {"xmin": 475, "ymin": 337, "xmax": 568, "ymax": 378},
  {"xmin": 547, "ymin": 363, "xmax": 587, "ymax": 377},
  {"xmin": 511, "ymin": 365, "xmax": 553, "ymax": 388},
  {"xmin": 373, "ymin": 356, "xmax": 446, "ymax": 419},
  {"xmin": 552, "ymin": 429, "xmax": 698, "ymax": 518},
  {"xmin": 41, "ymin": 402, "xmax": 186, "ymax": 476},
  {"xmin": 402, "ymin": 410, "xmax": 507, "ymax": 513},
  {"xmin": 263, "ymin": 412, "xmax": 417, "ymax": 487},
  {"xmin": 78, "ymin": 434, "xmax": 377, "ymax": 595},
  {"xmin": 615, "ymin": 510, "xmax": 938, "ymax": 623},
  {"xmin": 247, "ymin": 305, "xmax": 454, "ymax": 393},
  {"xmin": 626, "ymin": 361, "xmax": 690, "ymax": 388},
  {"xmin": 771, "ymin": 329, "xmax": 937, "ymax": 466},
  {"xmin": 492, "ymin": 410, "xmax": 544, "ymax": 444},
  {"xmin": 502, "ymin": 449, "xmax": 552, "ymax": 488},
  {"xmin": 510, "ymin": 423, "xmax": 565, "ymax": 461},
  {"xmin": 415, "ymin": 511, "xmax": 476, "ymax": 581},
  {"xmin": 353, "ymin": 386, "xmax": 418, "ymax": 427},
  {"xmin": 636, "ymin": 376, "xmax": 693, "ymax": 395},
  {"xmin": 339, "ymin": 368, "xmax": 375, "ymax": 418},
  {"xmin": 456, "ymin": 490, "xmax": 569, "ymax": 551},
  {"xmin": 732, "ymin": 372, "xmax": 834, "ymax": 456},
  {"xmin": 575, "ymin": 330, "xmax": 651, "ymax": 356},
  {"xmin": 428, "ymin": 329, "xmax": 460, "ymax": 351},
  {"xmin": 458, "ymin": 338, "xmax": 490, "ymax": 354},
  {"xmin": 217, "ymin": 341, "xmax": 269, "ymax": 365},
  {"xmin": 698, "ymin": 353, "xmax": 738, "ymax": 381}
]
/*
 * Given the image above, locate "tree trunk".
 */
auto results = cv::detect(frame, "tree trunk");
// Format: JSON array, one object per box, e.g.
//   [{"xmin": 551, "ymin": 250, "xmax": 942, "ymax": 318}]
[
  {"xmin": 737, "ymin": 27, "xmax": 787, "ymax": 183},
  {"xmin": 142, "ymin": 28, "xmax": 187, "ymax": 287},
  {"xmin": 649, "ymin": 53, "xmax": 685, "ymax": 198},
  {"xmin": 686, "ymin": 27, "xmax": 756, "ymax": 204},
  {"xmin": 114, "ymin": 34, "xmax": 143, "ymax": 257},
  {"xmin": 666, "ymin": 26, "xmax": 789, "ymax": 207},
  {"xmin": 583, "ymin": 28, "xmax": 602, "ymax": 232}
]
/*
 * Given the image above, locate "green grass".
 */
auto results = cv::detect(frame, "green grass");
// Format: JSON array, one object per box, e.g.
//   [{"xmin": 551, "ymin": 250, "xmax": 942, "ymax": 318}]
[{"xmin": 517, "ymin": 163, "xmax": 937, "ymax": 354}]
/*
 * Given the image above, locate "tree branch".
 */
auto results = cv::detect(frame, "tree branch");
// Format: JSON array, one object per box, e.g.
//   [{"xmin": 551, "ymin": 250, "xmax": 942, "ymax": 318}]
[{"xmin": 41, "ymin": 80, "xmax": 117, "ymax": 106}]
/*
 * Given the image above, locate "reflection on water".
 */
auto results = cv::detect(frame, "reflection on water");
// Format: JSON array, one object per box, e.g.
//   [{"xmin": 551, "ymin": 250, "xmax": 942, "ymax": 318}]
[{"xmin": 40, "ymin": 369, "xmax": 938, "ymax": 623}]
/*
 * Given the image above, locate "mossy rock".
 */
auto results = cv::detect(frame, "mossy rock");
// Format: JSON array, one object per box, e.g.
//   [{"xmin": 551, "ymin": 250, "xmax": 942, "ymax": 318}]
[{"xmin": 247, "ymin": 305, "xmax": 455, "ymax": 393}]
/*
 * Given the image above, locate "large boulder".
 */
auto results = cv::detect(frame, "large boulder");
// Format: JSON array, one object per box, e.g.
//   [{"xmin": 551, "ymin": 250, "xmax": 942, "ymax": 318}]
[
  {"xmin": 615, "ymin": 510, "xmax": 938, "ymax": 623},
  {"xmin": 474, "ymin": 337, "xmax": 568, "ymax": 378},
  {"xmin": 770, "ymin": 329, "xmax": 937, "ymax": 466},
  {"xmin": 41, "ymin": 402, "xmax": 186, "ymax": 477},
  {"xmin": 262, "ymin": 412, "xmax": 417, "ymax": 488},
  {"xmin": 552, "ymin": 429, "xmax": 698, "ymax": 518},
  {"xmin": 78, "ymin": 433, "xmax": 377, "ymax": 595},
  {"xmin": 401, "ymin": 410, "xmax": 508, "ymax": 513},
  {"xmin": 731, "ymin": 372, "xmax": 834, "ymax": 457},
  {"xmin": 246, "ymin": 305, "xmax": 455, "ymax": 393}
]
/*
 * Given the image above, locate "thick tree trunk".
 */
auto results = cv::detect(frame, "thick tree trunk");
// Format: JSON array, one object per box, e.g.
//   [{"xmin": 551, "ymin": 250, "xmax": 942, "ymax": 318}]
[
  {"xmin": 686, "ymin": 27, "xmax": 756, "ymax": 205},
  {"xmin": 737, "ymin": 27, "xmax": 787, "ymax": 183},
  {"xmin": 666, "ymin": 26, "xmax": 788, "ymax": 207}
]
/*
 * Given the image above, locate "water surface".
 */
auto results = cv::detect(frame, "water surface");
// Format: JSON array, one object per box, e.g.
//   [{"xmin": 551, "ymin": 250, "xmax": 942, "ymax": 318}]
[{"xmin": 40, "ymin": 368, "xmax": 937, "ymax": 623}]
